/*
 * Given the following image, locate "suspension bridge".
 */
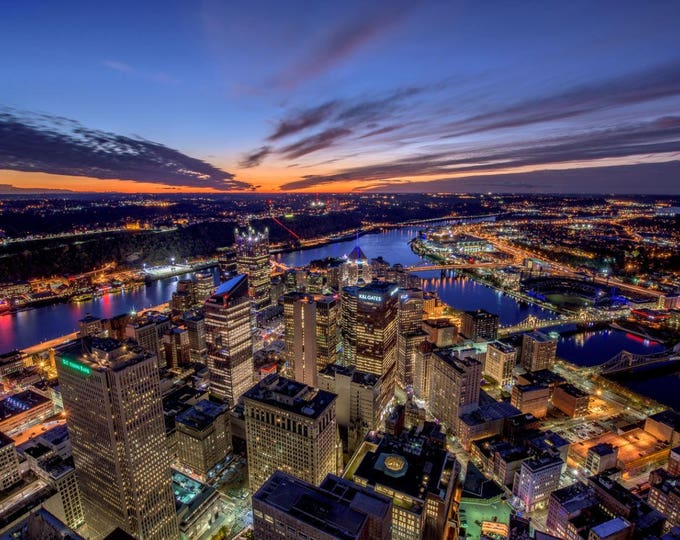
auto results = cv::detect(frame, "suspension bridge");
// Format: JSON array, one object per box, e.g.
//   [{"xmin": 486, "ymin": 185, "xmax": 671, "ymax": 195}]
[
  {"xmin": 498, "ymin": 310, "xmax": 621, "ymax": 336},
  {"xmin": 596, "ymin": 347, "xmax": 680, "ymax": 375}
]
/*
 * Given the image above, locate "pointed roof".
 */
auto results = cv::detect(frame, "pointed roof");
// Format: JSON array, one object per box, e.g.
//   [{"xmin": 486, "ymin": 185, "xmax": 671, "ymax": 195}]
[{"xmin": 347, "ymin": 245, "xmax": 368, "ymax": 262}]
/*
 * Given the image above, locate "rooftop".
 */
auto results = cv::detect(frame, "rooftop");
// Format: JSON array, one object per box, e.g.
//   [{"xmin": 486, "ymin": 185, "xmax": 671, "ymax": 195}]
[
  {"xmin": 523, "ymin": 329, "xmax": 555, "ymax": 343},
  {"xmin": 556, "ymin": 383, "xmax": 589, "ymax": 398},
  {"xmin": 255, "ymin": 471, "xmax": 367, "ymax": 540},
  {"xmin": 211, "ymin": 273, "xmax": 248, "ymax": 299},
  {"xmin": 432, "ymin": 349, "xmax": 482, "ymax": 373},
  {"xmin": 649, "ymin": 410, "xmax": 680, "ymax": 432},
  {"xmin": 176, "ymin": 399, "xmax": 227, "ymax": 431},
  {"xmin": 243, "ymin": 374, "xmax": 336, "ymax": 420},
  {"xmin": 56, "ymin": 337, "xmax": 154, "ymax": 373},
  {"xmin": 521, "ymin": 454, "xmax": 563, "ymax": 473},
  {"xmin": 590, "ymin": 517, "xmax": 630, "ymax": 537},
  {"xmin": 488, "ymin": 340, "xmax": 516, "ymax": 354},
  {"xmin": 0, "ymin": 390, "xmax": 51, "ymax": 422},
  {"xmin": 0, "ymin": 431, "xmax": 14, "ymax": 448},
  {"xmin": 517, "ymin": 369, "xmax": 566, "ymax": 386}
]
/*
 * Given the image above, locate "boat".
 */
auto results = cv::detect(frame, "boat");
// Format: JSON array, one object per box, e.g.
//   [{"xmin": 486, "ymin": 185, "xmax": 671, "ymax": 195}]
[{"xmin": 71, "ymin": 292, "xmax": 94, "ymax": 303}]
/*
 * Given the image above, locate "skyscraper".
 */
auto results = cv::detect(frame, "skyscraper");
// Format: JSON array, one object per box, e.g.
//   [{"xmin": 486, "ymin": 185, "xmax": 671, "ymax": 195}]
[
  {"xmin": 460, "ymin": 309, "xmax": 500, "ymax": 341},
  {"xmin": 234, "ymin": 227, "xmax": 271, "ymax": 317},
  {"xmin": 283, "ymin": 292, "xmax": 318, "ymax": 387},
  {"xmin": 243, "ymin": 374, "xmax": 339, "ymax": 494},
  {"xmin": 205, "ymin": 274, "xmax": 254, "ymax": 406},
  {"xmin": 340, "ymin": 286, "xmax": 358, "ymax": 366},
  {"xmin": 520, "ymin": 330, "xmax": 557, "ymax": 372},
  {"xmin": 429, "ymin": 350, "xmax": 482, "ymax": 434},
  {"xmin": 484, "ymin": 340, "xmax": 517, "ymax": 388},
  {"xmin": 396, "ymin": 288, "xmax": 426, "ymax": 388},
  {"xmin": 193, "ymin": 271, "xmax": 215, "ymax": 304},
  {"xmin": 314, "ymin": 294, "xmax": 340, "ymax": 369},
  {"xmin": 55, "ymin": 338, "xmax": 179, "ymax": 539},
  {"xmin": 354, "ymin": 282, "xmax": 399, "ymax": 383}
]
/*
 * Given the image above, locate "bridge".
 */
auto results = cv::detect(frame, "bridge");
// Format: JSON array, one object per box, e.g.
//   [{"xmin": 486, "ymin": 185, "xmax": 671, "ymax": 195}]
[
  {"xmin": 597, "ymin": 347, "xmax": 680, "ymax": 375},
  {"xmin": 497, "ymin": 310, "xmax": 621, "ymax": 336},
  {"xmin": 406, "ymin": 262, "xmax": 505, "ymax": 272}
]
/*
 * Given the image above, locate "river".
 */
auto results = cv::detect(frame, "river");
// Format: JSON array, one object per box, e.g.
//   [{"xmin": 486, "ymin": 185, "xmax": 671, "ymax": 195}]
[{"xmin": 1, "ymin": 226, "xmax": 670, "ymax": 399}]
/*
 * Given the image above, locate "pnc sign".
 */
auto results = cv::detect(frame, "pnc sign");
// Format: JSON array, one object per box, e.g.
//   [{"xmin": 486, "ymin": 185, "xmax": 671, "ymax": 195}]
[{"xmin": 61, "ymin": 357, "xmax": 92, "ymax": 376}]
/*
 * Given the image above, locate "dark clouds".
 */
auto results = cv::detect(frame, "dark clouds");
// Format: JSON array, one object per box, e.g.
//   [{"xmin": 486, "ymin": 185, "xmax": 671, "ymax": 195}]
[
  {"xmin": 279, "ymin": 116, "xmax": 680, "ymax": 190},
  {"xmin": 267, "ymin": 60, "xmax": 680, "ymax": 190},
  {"xmin": 363, "ymin": 161, "xmax": 680, "ymax": 194},
  {"xmin": 239, "ymin": 146, "xmax": 271, "ymax": 168},
  {"xmin": 0, "ymin": 110, "xmax": 251, "ymax": 190}
]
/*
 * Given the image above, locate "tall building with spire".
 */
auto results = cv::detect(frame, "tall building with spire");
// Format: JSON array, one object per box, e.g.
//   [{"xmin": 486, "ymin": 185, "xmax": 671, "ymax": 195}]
[
  {"xmin": 342, "ymin": 241, "xmax": 372, "ymax": 286},
  {"xmin": 55, "ymin": 338, "xmax": 179, "ymax": 540},
  {"xmin": 234, "ymin": 227, "xmax": 271, "ymax": 318},
  {"xmin": 205, "ymin": 274, "xmax": 254, "ymax": 406}
]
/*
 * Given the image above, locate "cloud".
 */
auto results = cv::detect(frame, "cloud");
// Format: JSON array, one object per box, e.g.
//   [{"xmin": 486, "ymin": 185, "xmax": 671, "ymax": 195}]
[
  {"xmin": 272, "ymin": 2, "xmax": 417, "ymax": 88},
  {"xmin": 239, "ymin": 146, "xmax": 271, "ymax": 168},
  {"xmin": 363, "ymin": 161, "xmax": 680, "ymax": 194},
  {"xmin": 280, "ymin": 127, "xmax": 352, "ymax": 159},
  {"xmin": 268, "ymin": 101, "xmax": 338, "ymax": 141},
  {"xmin": 103, "ymin": 60, "xmax": 133, "ymax": 73},
  {"xmin": 278, "ymin": 116, "xmax": 680, "ymax": 189},
  {"xmin": 0, "ymin": 109, "xmax": 251, "ymax": 190},
  {"xmin": 442, "ymin": 59, "xmax": 680, "ymax": 138}
]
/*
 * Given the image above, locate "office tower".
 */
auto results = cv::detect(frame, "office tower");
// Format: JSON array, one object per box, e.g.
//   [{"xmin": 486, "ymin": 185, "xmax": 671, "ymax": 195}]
[
  {"xmin": 162, "ymin": 326, "xmax": 191, "ymax": 369},
  {"xmin": 412, "ymin": 341, "xmax": 433, "ymax": 401},
  {"xmin": 243, "ymin": 374, "xmax": 339, "ymax": 493},
  {"xmin": 125, "ymin": 313, "xmax": 171, "ymax": 368},
  {"xmin": 429, "ymin": 350, "xmax": 482, "ymax": 433},
  {"xmin": 34, "ymin": 455, "xmax": 85, "ymax": 529},
  {"xmin": 340, "ymin": 286, "xmax": 358, "ymax": 366},
  {"xmin": 355, "ymin": 282, "xmax": 399, "ymax": 387},
  {"xmin": 314, "ymin": 294, "xmax": 340, "ymax": 369},
  {"xmin": 422, "ymin": 318, "xmax": 457, "ymax": 348},
  {"xmin": 176, "ymin": 400, "xmax": 231, "ymax": 479},
  {"xmin": 648, "ymin": 468, "xmax": 680, "ymax": 529},
  {"xmin": 513, "ymin": 455, "xmax": 563, "ymax": 512},
  {"xmin": 0, "ymin": 431, "xmax": 21, "ymax": 491},
  {"xmin": 520, "ymin": 330, "xmax": 557, "ymax": 372},
  {"xmin": 234, "ymin": 227, "xmax": 271, "ymax": 316},
  {"xmin": 318, "ymin": 364, "xmax": 385, "ymax": 455},
  {"xmin": 217, "ymin": 247, "xmax": 238, "ymax": 280},
  {"xmin": 511, "ymin": 384, "xmax": 550, "ymax": 418},
  {"xmin": 253, "ymin": 471, "xmax": 392, "ymax": 540},
  {"xmin": 348, "ymin": 426, "xmax": 459, "ymax": 540},
  {"xmin": 342, "ymin": 245, "xmax": 371, "ymax": 286},
  {"xmin": 204, "ymin": 274, "xmax": 253, "ymax": 406},
  {"xmin": 670, "ymin": 446, "xmax": 680, "ymax": 475},
  {"xmin": 183, "ymin": 312, "xmax": 207, "ymax": 363},
  {"xmin": 396, "ymin": 289, "xmax": 427, "ymax": 388},
  {"xmin": 485, "ymin": 341, "xmax": 517, "ymax": 388},
  {"xmin": 55, "ymin": 338, "xmax": 179, "ymax": 539},
  {"xmin": 460, "ymin": 309, "xmax": 499, "ymax": 341},
  {"xmin": 193, "ymin": 271, "xmax": 215, "ymax": 304},
  {"xmin": 552, "ymin": 383, "xmax": 590, "ymax": 417},
  {"xmin": 283, "ymin": 292, "xmax": 318, "ymax": 387},
  {"xmin": 1, "ymin": 508, "xmax": 85, "ymax": 540}
]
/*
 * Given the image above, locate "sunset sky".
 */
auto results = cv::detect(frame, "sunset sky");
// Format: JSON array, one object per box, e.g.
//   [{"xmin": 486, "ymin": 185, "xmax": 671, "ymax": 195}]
[{"xmin": 1, "ymin": 0, "xmax": 680, "ymax": 193}]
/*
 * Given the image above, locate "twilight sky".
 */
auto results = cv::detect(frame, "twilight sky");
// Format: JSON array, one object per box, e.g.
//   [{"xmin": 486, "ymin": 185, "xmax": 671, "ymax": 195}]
[{"xmin": 1, "ymin": 0, "xmax": 680, "ymax": 193}]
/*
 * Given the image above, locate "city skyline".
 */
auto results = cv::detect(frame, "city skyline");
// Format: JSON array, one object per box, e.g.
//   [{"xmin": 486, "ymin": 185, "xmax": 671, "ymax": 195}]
[{"xmin": 2, "ymin": 1, "xmax": 680, "ymax": 194}]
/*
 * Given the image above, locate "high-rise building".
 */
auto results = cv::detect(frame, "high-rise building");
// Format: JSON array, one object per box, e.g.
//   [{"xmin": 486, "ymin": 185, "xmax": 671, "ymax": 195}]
[
  {"xmin": 171, "ymin": 279, "xmax": 195, "ymax": 314},
  {"xmin": 585, "ymin": 443, "xmax": 619, "ymax": 475},
  {"xmin": 511, "ymin": 384, "xmax": 550, "ymax": 418},
  {"xmin": 412, "ymin": 341, "xmax": 433, "ymax": 401},
  {"xmin": 55, "ymin": 338, "xmax": 179, "ymax": 539},
  {"xmin": 78, "ymin": 315, "xmax": 104, "ymax": 338},
  {"xmin": 485, "ymin": 341, "xmax": 517, "ymax": 388},
  {"xmin": 234, "ymin": 227, "xmax": 271, "ymax": 316},
  {"xmin": 513, "ymin": 455, "xmax": 563, "ymax": 512},
  {"xmin": 396, "ymin": 289, "xmax": 426, "ymax": 388},
  {"xmin": 184, "ymin": 312, "xmax": 207, "ymax": 363},
  {"xmin": 0, "ymin": 431, "xmax": 21, "ymax": 491},
  {"xmin": 460, "ymin": 309, "xmax": 499, "ymax": 341},
  {"xmin": 194, "ymin": 271, "xmax": 215, "ymax": 304},
  {"xmin": 125, "ymin": 313, "xmax": 171, "ymax": 368},
  {"xmin": 283, "ymin": 292, "xmax": 318, "ymax": 387},
  {"xmin": 520, "ymin": 330, "xmax": 557, "ymax": 372},
  {"xmin": 162, "ymin": 326, "xmax": 191, "ymax": 369},
  {"xmin": 217, "ymin": 247, "xmax": 238, "ymax": 280},
  {"xmin": 318, "ymin": 364, "xmax": 385, "ymax": 455},
  {"xmin": 354, "ymin": 282, "xmax": 399, "ymax": 390},
  {"xmin": 176, "ymin": 399, "xmax": 231, "ymax": 479},
  {"xmin": 348, "ymin": 426, "xmax": 459, "ymax": 540},
  {"xmin": 340, "ymin": 286, "xmax": 359, "ymax": 366},
  {"xmin": 205, "ymin": 274, "xmax": 254, "ymax": 406},
  {"xmin": 253, "ymin": 471, "xmax": 392, "ymax": 540},
  {"xmin": 243, "ymin": 374, "xmax": 339, "ymax": 494},
  {"xmin": 429, "ymin": 350, "xmax": 482, "ymax": 433},
  {"xmin": 314, "ymin": 294, "xmax": 340, "ymax": 369},
  {"xmin": 342, "ymin": 245, "xmax": 371, "ymax": 286}
]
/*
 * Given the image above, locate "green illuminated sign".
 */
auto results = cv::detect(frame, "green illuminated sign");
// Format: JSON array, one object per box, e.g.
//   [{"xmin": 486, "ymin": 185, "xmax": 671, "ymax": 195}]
[{"xmin": 61, "ymin": 358, "xmax": 91, "ymax": 376}]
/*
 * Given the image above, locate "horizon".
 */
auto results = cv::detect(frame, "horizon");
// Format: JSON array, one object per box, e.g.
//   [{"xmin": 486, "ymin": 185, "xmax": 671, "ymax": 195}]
[{"xmin": 2, "ymin": 1, "xmax": 680, "ymax": 194}]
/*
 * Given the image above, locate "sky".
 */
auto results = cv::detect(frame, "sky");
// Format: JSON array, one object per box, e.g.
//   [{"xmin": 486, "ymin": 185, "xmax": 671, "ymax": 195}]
[{"xmin": 1, "ymin": 0, "xmax": 680, "ymax": 194}]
